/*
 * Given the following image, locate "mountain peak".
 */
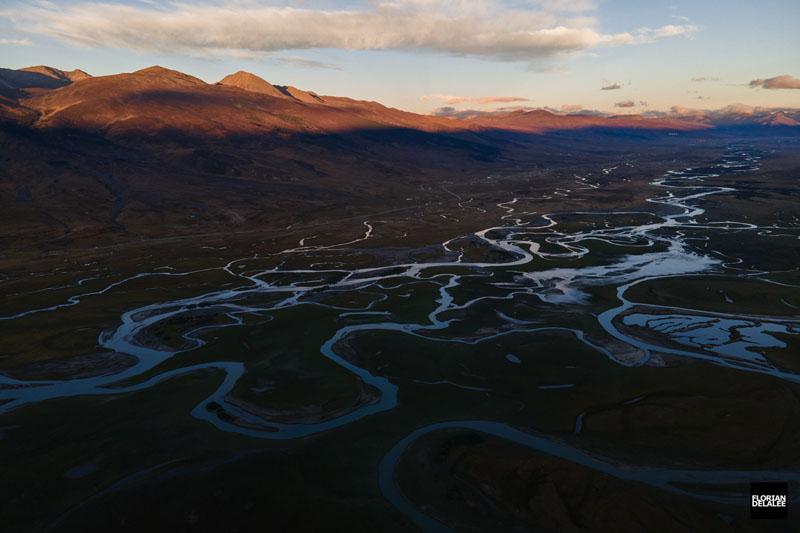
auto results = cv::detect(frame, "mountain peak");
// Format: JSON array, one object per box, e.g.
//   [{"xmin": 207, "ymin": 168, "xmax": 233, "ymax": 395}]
[
  {"xmin": 765, "ymin": 112, "xmax": 800, "ymax": 127},
  {"xmin": 19, "ymin": 65, "xmax": 92, "ymax": 84},
  {"xmin": 275, "ymin": 85, "xmax": 325, "ymax": 104},
  {"xmin": 1, "ymin": 66, "xmax": 72, "ymax": 92},
  {"xmin": 65, "ymin": 69, "xmax": 92, "ymax": 82},
  {"xmin": 218, "ymin": 70, "xmax": 285, "ymax": 98},
  {"xmin": 133, "ymin": 66, "xmax": 205, "ymax": 86},
  {"xmin": 134, "ymin": 65, "xmax": 173, "ymax": 75},
  {"xmin": 20, "ymin": 65, "xmax": 67, "ymax": 79},
  {"xmin": 227, "ymin": 70, "xmax": 261, "ymax": 80}
]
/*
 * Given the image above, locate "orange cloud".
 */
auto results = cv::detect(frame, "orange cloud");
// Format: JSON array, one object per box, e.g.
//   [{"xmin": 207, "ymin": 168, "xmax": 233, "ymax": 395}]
[
  {"xmin": 474, "ymin": 96, "xmax": 529, "ymax": 104},
  {"xmin": 422, "ymin": 94, "xmax": 529, "ymax": 106}
]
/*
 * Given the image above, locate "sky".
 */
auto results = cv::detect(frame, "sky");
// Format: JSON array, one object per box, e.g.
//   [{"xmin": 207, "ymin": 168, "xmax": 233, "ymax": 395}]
[{"xmin": 1, "ymin": 0, "xmax": 798, "ymax": 114}]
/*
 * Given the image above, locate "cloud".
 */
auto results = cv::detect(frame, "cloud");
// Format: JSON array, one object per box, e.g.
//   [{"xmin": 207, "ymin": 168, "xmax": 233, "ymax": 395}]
[
  {"xmin": 474, "ymin": 96, "xmax": 530, "ymax": 104},
  {"xmin": 422, "ymin": 95, "xmax": 470, "ymax": 105},
  {"xmin": 431, "ymin": 106, "xmax": 488, "ymax": 118},
  {"xmin": 639, "ymin": 100, "xmax": 648, "ymax": 107},
  {"xmin": 422, "ymin": 94, "xmax": 529, "ymax": 106},
  {"xmin": 0, "ymin": 1, "xmax": 697, "ymax": 63},
  {"xmin": 647, "ymin": 24, "xmax": 696, "ymax": 40},
  {"xmin": 614, "ymin": 100, "xmax": 635, "ymax": 108},
  {"xmin": 432, "ymin": 106, "xmax": 460, "ymax": 117},
  {"xmin": 749, "ymin": 75, "xmax": 800, "ymax": 90},
  {"xmin": 670, "ymin": 105, "xmax": 708, "ymax": 117},
  {"xmin": 527, "ymin": 0, "xmax": 598, "ymax": 12},
  {"xmin": 433, "ymin": 104, "xmax": 537, "ymax": 118},
  {"xmin": 0, "ymin": 37, "xmax": 32, "ymax": 46},
  {"xmin": 527, "ymin": 63, "xmax": 571, "ymax": 74},
  {"xmin": 274, "ymin": 56, "xmax": 342, "ymax": 71},
  {"xmin": 560, "ymin": 104, "xmax": 583, "ymax": 112},
  {"xmin": 720, "ymin": 103, "xmax": 757, "ymax": 115},
  {"xmin": 601, "ymin": 82, "xmax": 622, "ymax": 90},
  {"xmin": 185, "ymin": 49, "xmax": 342, "ymax": 69},
  {"xmin": 691, "ymin": 76, "xmax": 719, "ymax": 82}
]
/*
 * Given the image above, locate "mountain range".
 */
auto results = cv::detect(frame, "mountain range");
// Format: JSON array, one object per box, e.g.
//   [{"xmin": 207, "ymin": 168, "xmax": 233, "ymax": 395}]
[{"xmin": 2, "ymin": 65, "xmax": 797, "ymax": 136}]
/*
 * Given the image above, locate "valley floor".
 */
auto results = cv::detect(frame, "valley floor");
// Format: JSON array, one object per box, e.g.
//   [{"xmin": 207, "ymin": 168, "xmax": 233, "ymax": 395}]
[{"xmin": 1, "ymin": 135, "xmax": 800, "ymax": 532}]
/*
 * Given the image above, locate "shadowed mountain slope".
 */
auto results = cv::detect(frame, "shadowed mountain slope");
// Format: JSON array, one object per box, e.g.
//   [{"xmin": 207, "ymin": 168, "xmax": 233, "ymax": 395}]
[{"xmin": 0, "ymin": 66, "xmax": 91, "ymax": 93}]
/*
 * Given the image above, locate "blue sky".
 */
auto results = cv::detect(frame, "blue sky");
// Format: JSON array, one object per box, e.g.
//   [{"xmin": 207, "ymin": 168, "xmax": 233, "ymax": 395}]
[{"xmin": 1, "ymin": 0, "xmax": 798, "ymax": 113}]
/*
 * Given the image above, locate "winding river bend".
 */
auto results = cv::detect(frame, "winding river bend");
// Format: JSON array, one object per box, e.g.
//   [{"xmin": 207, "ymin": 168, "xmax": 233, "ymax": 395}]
[{"xmin": 2, "ymin": 146, "xmax": 800, "ymax": 524}]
